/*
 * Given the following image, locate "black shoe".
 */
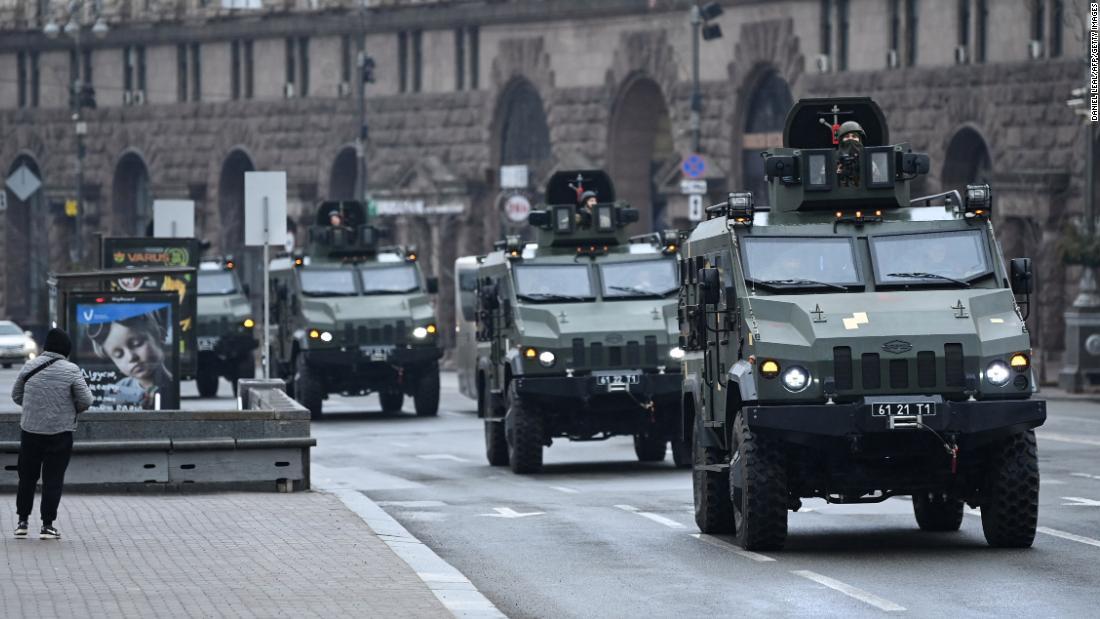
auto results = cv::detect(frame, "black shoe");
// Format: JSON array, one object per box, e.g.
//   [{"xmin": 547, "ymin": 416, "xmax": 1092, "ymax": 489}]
[
  {"xmin": 14, "ymin": 520, "xmax": 28, "ymax": 538},
  {"xmin": 39, "ymin": 525, "xmax": 59, "ymax": 540}
]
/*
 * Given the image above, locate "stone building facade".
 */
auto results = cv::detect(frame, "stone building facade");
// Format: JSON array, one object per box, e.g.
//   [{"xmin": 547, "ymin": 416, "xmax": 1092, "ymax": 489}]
[{"xmin": 0, "ymin": 0, "xmax": 1090, "ymax": 382}]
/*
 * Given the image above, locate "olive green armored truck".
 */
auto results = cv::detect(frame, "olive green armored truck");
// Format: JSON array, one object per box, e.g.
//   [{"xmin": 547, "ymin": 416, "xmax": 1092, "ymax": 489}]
[
  {"xmin": 195, "ymin": 257, "xmax": 257, "ymax": 397},
  {"xmin": 269, "ymin": 200, "xmax": 442, "ymax": 419},
  {"xmin": 475, "ymin": 170, "xmax": 688, "ymax": 474},
  {"xmin": 679, "ymin": 98, "xmax": 1045, "ymax": 550}
]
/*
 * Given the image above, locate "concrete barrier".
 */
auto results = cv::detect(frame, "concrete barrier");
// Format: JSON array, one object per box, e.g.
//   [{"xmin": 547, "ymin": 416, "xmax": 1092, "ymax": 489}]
[{"xmin": 0, "ymin": 380, "xmax": 314, "ymax": 492}]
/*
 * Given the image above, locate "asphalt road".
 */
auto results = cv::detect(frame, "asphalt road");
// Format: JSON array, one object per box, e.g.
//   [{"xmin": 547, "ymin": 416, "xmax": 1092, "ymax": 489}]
[{"xmin": 3, "ymin": 367, "xmax": 1099, "ymax": 616}]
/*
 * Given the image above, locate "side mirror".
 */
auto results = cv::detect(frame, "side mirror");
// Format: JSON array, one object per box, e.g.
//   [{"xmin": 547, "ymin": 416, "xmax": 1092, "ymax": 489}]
[
  {"xmin": 426, "ymin": 276, "xmax": 439, "ymax": 294},
  {"xmin": 698, "ymin": 268, "xmax": 720, "ymax": 306},
  {"xmin": 1010, "ymin": 258, "xmax": 1033, "ymax": 295}
]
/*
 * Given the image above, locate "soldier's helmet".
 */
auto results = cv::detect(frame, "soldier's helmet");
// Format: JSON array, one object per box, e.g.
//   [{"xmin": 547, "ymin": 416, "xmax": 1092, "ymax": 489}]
[
  {"xmin": 579, "ymin": 190, "xmax": 598, "ymax": 205},
  {"xmin": 837, "ymin": 120, "xmax": 866, "ymax": 143}
]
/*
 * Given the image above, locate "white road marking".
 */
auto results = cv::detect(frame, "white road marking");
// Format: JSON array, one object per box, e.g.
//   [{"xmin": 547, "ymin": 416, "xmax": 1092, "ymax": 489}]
[
  {"xmin": 377, "ymin": 500, "xmax": 448, "ymax": 508},
  {"xmin": 1071, "ymin": 472, "xmax": 1100, "ymax": 481},
  {"xmin": 548, "ymin": 485, "xmax": 580, "ymax": 494},
  {"xmin": 1049, "ymin": 415, "xmax": 1100, "ymax": 425},
  {"xmin": 417, "ymin": 454, "xmax": 470, "ymax": 463},
  {"xmin": 1044, "ymin": 479, "xmax": 1067, "ymax": 485},
  {"xmin": 390, "ymin": 441, "xmax": 410, "ymax": 448},
  {"xmin": 691, "ymin": 534, "xmax": 776, "ymax": 562},
  {"xmin": 482, "ymin": 507, "xmax": 544, "ymax": 518},
  {"xmin": 792, "ymin": 570, "xmax": 906, "ymax": 612},
  {"xmin": 1036, "ymin": 526, "xmax": 1100, "ymax": 548},
  {"xmin": 1061, "ymin": 496, "xmax": 1100, "ymax": 506},
  {"xmin": 1038, "ymin": 432, "xmax": 1100, "ymax": 447},
  {"xmin": 615, "ymin": 504, "xmax": 686, "ymax": 529}
]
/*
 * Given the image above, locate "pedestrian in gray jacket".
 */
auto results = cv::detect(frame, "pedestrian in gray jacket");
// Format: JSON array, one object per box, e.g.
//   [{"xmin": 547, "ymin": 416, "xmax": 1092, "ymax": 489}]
[{"xmin": 11, "ymin": 328, "xmax": 93, "ymax": 540}]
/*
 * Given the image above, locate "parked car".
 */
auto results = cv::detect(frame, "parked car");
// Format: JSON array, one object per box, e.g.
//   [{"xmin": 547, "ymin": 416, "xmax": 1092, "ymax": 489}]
[{"xmin": 0, "ymin": 320, "xmax": 37, "ymax": 368}]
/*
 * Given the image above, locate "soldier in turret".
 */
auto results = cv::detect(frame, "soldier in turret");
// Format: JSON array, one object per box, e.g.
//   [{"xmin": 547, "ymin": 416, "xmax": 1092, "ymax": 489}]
[
  {"xmin": 836, "ymin": 120, "xmax": 866, "ymax": 187},
  {"xmin": 576, "ymin": 190, "xmax": 598, "ymax": 228}
]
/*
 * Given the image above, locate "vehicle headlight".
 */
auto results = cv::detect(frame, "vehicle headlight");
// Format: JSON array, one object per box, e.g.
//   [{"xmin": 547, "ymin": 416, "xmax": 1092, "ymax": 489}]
[
  {"xmin": 320, "ymin": 331, "xmax": 333, "ymax": 343},
  {"xmin": 538, "ymin": 351, "xmax": 556, "ymax": 367},
  {"xmin": 781, "ymin": 366, "xmax": 810, "ymax": 392},
  {"xmin": 412, "ymin": 326, "xmax": 429, "ymax": 339},
  {"xmin": 986, "ymin": 361, "xmax": 1011, "ymax": 386},
  {"xmin": 669, "ymin": 346, "xmax": 685, "ymax": 360},
  {"xmin": 23, "ymin": 339, "xmax": 36, "ymax": 353}
]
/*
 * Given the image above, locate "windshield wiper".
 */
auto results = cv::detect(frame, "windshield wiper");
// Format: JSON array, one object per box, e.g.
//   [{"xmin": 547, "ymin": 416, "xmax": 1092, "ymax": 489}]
[
  {"xmin": 885, "ymin": 272, "xmax": 971, "ymax": 288},
  {"xmin": 518, "ymin": 292, "xmax": 589, "ymax": 302},
  {"xmin": 609, "ymin": 285, "xmax": 675, "ymax": 297},
  {"xmin": 758, "ymin": 279, "xmax": 850, "ymax": 291}
]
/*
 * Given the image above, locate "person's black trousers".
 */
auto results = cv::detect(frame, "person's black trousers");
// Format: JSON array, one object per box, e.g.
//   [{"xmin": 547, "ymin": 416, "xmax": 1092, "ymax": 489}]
[{"xmin": 16, "ymin": 430, "xmax": 74, "ymax": 524}]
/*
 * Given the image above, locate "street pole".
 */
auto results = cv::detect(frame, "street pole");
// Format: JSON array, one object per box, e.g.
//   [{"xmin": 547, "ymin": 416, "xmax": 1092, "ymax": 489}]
[
  {"xmin": 355, "ymin": 11, "xmax": 368, "ymax": 204},
  {"xmin": 690, "ymin": 5, "xmax": 702, "ymax": 154},
  {"xmin": 262, "ymin": 196, "xmax": 270, "ymax": 379},
  {"xmin": 72, "ymin": 29, "xmax": 83, "ymax": 266}
]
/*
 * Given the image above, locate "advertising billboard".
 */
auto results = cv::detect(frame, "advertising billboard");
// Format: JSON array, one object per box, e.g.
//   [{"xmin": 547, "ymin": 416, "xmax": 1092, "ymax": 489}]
[
  {"xmin": 102, "ymin": 238, "xmax": 198, "ymax": 378},
  {"xmin": 69, "ymin": 293, "xmax": 180, "ymax": 411}
]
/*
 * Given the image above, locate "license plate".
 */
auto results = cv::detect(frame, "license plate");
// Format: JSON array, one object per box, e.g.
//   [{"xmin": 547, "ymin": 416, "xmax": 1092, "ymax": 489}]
[
  {"xmin": 871, "ymin": 402, "xmax": 935, "ymax": 417},
  {"xmin": 198, "ymin": 336, "xmax": 218, "ymax": 352},
  {"xmin": 596, "ymin": 374, "xmax": 640, "ymax": 392},
  {"xmin": 359, "ymin": 347, "xmax": 389, "ymax": 361}
]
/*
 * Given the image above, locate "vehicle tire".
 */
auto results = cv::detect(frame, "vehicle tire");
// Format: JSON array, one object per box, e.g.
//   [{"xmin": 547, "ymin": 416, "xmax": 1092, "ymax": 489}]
[
  {"xmin": 231, "ymin": 354, "xmax": 256, "ymax": 396},
  {"xmin": 379, "ymin": 389, "xmax": 404, "ymax": 413},
  {"xmin": 730, "ymin": 413, "xmax": 788, "ymax": 551},
  {"xmin": 196, "ymin": 364, "xmax": 219, "ymax": 399},
  {"xmin": 2, "ymin": 363, "xmax": 11, "ymax": 369},
  {"xmin": 981, "ymin": 430, "xmax": 1039, "ymax": 548},
  {"xmin": 506, "ymin": 383, "xmax": 543, "ymax": 474},
  {"xmin": 912, "ymin": 492, "xmax": 964, "ymax": 532},
  {"xmin": 633, "ymin": 433, "xmax": 667, "ymax": 462},
  {"xmin": 671, "ymin": 435, "xmax": 692, "ymax": 469},
  {"xmin": 293, "ymin": 355, "xmax": 324, "ymax": 421},
  {"xmin": 485, "ymin": 420, "xmax": 509, "ymax": 466},
  {"xmin": 693, "ymin": 418, "xmax": 733, "ymax": 534},
  {"xmin": 413, "ymin": 366, "xmax": 440, "ymax": 417}
]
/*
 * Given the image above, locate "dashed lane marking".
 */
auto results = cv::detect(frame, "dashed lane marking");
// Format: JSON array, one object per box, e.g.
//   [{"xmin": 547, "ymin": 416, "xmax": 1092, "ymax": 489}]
[
  {"xmin": 792, "ymin": 570, "xmax": 906, "ymax": 612},
  {"xmin": 548, "ymin": 485, "xmax": 580, "ymax": 494},
  {"xmin": 1036, "ymin": 527, "xmax": 1100, "ymax": 549},
  {"xmin": 377, "ymin": 500, "xmax": 448, "ymax": 508},
  {"xmin": 615, "ymin": 504, "xmax": 686, "ymax": 529},
  {"xmin": 1061, "ymin": 497, "xmax": 1100, "ymax": 506},
  {"xmin": 1071, "ymin": 472, "xmax": 1100, "ymax": 481},
  {"xmin": 1038, "ymin": 432, "xmax": 1100, "ymax": 447},
  {"xmin": 690, "ymin": 534, "xmax": 777, "ymax": 562},
  {"xmin": 417, "ymin": 454, "xmax": 470, "ymax": 463},
  {"xmin": 390, "ymin": 441, "xmax": 410, "ymax": 448}
]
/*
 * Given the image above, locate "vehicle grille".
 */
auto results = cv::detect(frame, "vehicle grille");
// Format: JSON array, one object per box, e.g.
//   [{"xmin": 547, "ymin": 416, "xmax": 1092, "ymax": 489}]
[
  {"xmin": 569, "ymin": 337, "xmax": 662, "ymax": 369},
  {"xmin": 348, "ymin": 321, "xmax": 406, "ymax": 345},
  {"xmin": 833, "ymin": 343, "xmax": 969, "ymax": 393}
]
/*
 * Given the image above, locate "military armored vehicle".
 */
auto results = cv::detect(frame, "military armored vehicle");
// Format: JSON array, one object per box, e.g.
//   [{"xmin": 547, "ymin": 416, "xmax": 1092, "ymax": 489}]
[
  {"xmin": 455, "ymin": 255, "xmax": 482, "ymax": 401},
  {"xmin": 679, "ymin": 98, "xmax": 1045, "ymax": 550},
  {"xmin": 475, "ymin": 170, "xmax": 687, "ymax": 474},
  {"xmin": 269, "ymin": 201, "xmax": 443, "ymax": 419},
  {"xmin": 195, "ymin": 257, "xmax": 257, "ymax": 397}
]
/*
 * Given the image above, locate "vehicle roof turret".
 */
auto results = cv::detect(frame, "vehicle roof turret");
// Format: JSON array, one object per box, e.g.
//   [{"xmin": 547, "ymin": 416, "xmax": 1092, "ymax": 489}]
[
  {"xmin": 305, "ymin": 200, "xmax": 389, "ymax": 262},
  {"xmin": 525, "ymin": 170, "xmax": 640, "ymax": 254}
]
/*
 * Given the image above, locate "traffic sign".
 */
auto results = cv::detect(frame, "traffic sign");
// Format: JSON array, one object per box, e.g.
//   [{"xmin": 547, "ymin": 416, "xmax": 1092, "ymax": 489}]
[
  {"xmin": 503, "ymin": 194, "xmax": 532, "ymax": 223},
  {"xmin": 154, "ymin": 200, "xmax": 195, "ymax": 237},
  {"xmin": 6, "ymin": 164, "xmax": 41, "ymax": 202},
  {"xmin": 682, "ymin": 154, "xmax": 707, "ymax": 179},
  {"xmin": 680, "ymin": 179, "xmax": 707, "ymax": 195},
  {"xmin": 688, "ymin": 195, "xmax": 704, "ymax": 222},
  {"xmin": 244, "ymin": 172, "xmax": 287, "ymax": 247},
  {"xmin": 500, "ymin": 165, "xmax": 529, "ymax": 189}
]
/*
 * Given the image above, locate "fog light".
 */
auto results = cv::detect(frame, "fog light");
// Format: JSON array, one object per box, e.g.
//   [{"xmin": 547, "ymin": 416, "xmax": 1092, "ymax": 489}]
[
  {"xmin": 538, "ymin": 351, "xmax": 556, "ymax": 367},
  {"xmin": 760, "ymin": 359, "xmax": 780, "ymax": 379},
  {"xmin": 669, "ymin": 346, "xmax": 685, "ymax": 360},
  {"xmin": 309, "ymin": 329, "xmax": 320, "ymax": 339},
  {"xmin": 524, "ymin": 347, "xmax": 538, "ymax": 359},
  {"xmin": 412, "ymin": 326, "xmax": 429, "ymax": 339},
  {"xmin": 986, "ymin": 361, "xmax": 1011, "ymax": 386},
  {"xmin": 782, "ymin": 366, "xmax": 810, "ymax": 392},
  {"xmin": 1010, "ymin": 353, "xmax": 1029, "ymax": 370},
  {"xmin": 426, "ymin": 324, "xmax": 437, "ymax": 335}
]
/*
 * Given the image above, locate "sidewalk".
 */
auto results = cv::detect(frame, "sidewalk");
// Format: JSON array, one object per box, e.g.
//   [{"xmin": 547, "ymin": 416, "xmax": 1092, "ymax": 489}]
[{"xmin": 0, "ymin": 491, "xmax": 451, "ymax": 618}]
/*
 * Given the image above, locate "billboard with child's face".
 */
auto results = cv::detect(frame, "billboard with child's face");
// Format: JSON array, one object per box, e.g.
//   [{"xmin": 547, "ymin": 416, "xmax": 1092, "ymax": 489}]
[
  {"xmin": 69, "ymin": 293, "xmax": 180, "ymax": 411},
  {"xmin": 102, "ymin": 238, "xmax": 198, "ymax": 378}
]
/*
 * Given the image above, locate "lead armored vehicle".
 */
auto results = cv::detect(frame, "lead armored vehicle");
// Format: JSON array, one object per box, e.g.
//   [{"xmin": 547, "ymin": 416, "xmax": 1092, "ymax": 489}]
[
  {"xmin": 269, "ymin": 201, "xmax": 442, "ymax": 419},
  {"xmin": 476, "ymin": 170, "xmax": 687, "ymax": 474},
  {"xmin": 679, "ymin": 98, "xmax": 1045, "ymax": 550},
  {"xmin": 195, "ymin": 257, "xmax": 257, "ymax": 397}
]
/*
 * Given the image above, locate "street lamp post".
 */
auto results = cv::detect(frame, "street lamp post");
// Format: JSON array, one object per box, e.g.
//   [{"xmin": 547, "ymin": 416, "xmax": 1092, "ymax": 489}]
[
  {"xmin": 689, "ymin": 3, "xmax": 724, "ymax": 154},
  {"xmin": 43, "ymin": 1, "xmax": 107, "ymax": 266},
  {"xmin": 354, "ymin": 10, "xmax": 376, "ymax": 207}
]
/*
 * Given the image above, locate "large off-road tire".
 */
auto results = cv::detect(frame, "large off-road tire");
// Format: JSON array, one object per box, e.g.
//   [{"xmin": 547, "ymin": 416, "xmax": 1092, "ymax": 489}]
[
  {"xmin": 2, "ymin": 363, "xmax": 12, "ymax": 369},
  {"xmin": 633, "ymin": 433, "xmax": 667, "ymax": 462},
  {"xmin": 196, "ymin": 363, "xmax": 219, "ymax": 399},
  {"xmin": 981, "ymin": 430, "xmax": 1039, "ymax": 548},
  {"xmin": 293, "ymin": 355, "xmax": 324, "ymax": 421},
  {"xmin": 913, "ymin": 492, "xmax": 964, "ymax": 532},
  {"xmin": 671, "ymin": 438, "xmax": 692, "ymax": 469},
  {"xmin": 379, "ymin": 389, "xmax": 404, "ymax": 413},
  {"xmin": 485, "ymin": 420, "xmax": 509, "ymax": 466},
  {"xmin": 506, "ymin": 383, "xmax": 544, "ymax": 474},
  {"xmin": 231, "ymin": 354, "xmax": 256, "ymax": 396},
  {"xmin": 413, "ymin": 366, "xmax": 440, "ymax": 417},
  {"xmin": 730, "ymin": 413, "xmax": 788, "ymax": 551},
  {"xmin": 693, "ymin": 417, "xmax": 733, "ymax": 534}
]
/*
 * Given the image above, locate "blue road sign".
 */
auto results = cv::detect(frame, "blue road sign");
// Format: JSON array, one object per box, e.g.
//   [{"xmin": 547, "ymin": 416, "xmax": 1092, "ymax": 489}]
[{"xmin": 682, "ymin": 154, "xmax": 706, "ymax": 179}]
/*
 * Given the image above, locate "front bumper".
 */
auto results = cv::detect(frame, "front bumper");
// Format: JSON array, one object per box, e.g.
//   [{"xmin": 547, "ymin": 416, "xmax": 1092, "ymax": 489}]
[
  {"xmin": 303, "ymin": 344, "xmax": 442, "ymax": 369},
  {"xmin": 514, "ymin": 371, "xmax": 681, "ymax": 401},
  {"xmin": 746, "ymin": 397, "xmax": 1046, "ymax": 445}
]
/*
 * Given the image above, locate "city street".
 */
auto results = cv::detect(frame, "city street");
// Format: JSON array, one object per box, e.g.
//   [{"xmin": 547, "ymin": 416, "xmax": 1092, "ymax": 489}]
[{"xmin": 3, "ymin": 367, "xmax": 1099, "ymax": 616}]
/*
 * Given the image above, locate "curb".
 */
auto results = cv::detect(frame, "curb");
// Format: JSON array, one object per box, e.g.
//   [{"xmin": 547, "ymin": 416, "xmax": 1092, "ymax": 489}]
[{"xmin": 325, "ymin": 487, "xmax": 506, "ymax": 619}]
